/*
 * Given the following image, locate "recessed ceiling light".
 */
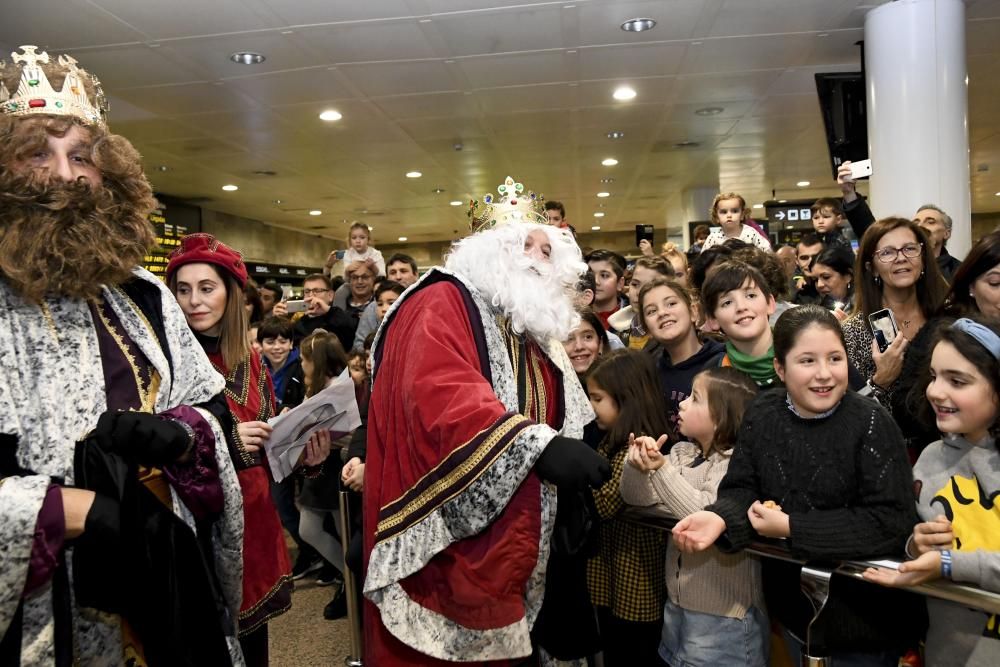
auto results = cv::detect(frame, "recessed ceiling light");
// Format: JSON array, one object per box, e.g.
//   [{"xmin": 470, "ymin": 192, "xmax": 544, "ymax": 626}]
[
  {"xmin": 694, "ymin": 106, "xmax": 724, "ymax": 116},
  {"xmin": 621, "ymin": 18, "xmax": 656, "ymax": 32},
  {"xmin": 449, "ymin": 200, "xmax": 463, "ymax": 206},
  {"xmin": 230, "ymin": 52, "xmax": 265, "ymax": 65},
  {"xmin": 593, "ymin": 212, "xmax": 605, "ymax": 218},
  {"xmin": 607, "ymin": 130, "xmax": 625, "ymax": 139},
  {"xmin": 600, "ymin": 177, "xmax": 615, "ymax": 183},
  {"xmin": 432, "ymin": 187, "xmax": 445, "ymax": 194},
  {"xmin": 613, "ymin": 86, "xmax": 637, "ymax": 101},
  {"xmin": 309, "ymin": 210, "xmax": 322, "ymax": 216},
  {"xmin": 398, "ymin": 236, "xmax": 408, "ymax": 241},
  {"xmin": 996, "ymin": 192, "xmax": 1000, "ymax": 196},
  {"xmin": 752, "ymin": 204, "xmax": 764, "ymax": 209},
  {"xmin": 155, "ymin": 165, "xmax": 169, "ymax": 172},
  {"xmin": 222, "ymin": 184, "xmax": 238, "ymax": 191},
  {"xmin": 591, "ymin": 226, "xmax": 601, "ymax": 231},
  {"xmin": 602, "ymin": 158, "xmax": 619, "ymax": 166},
  {"xmin": 797, "ymin": 180, "xmax": 811, "ymax": 187},
  {"xmin": 272, "ymin": 199, "xmax": 283, "ymax": 204},
  {"xmin": 319, "ymin": 109, "xmax": 342, "ymax": 121},
  {"xmin": 597, "ymin": 192, "xmax": 610, "ymax": 198},
  {"xmin": 405, "ymin": 171, "xmax": 422, "ymax": 178}
]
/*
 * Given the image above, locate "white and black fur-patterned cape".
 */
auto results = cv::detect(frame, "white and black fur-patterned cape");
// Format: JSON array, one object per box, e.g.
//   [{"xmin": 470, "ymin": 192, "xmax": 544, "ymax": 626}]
[{"xmin": 0, "ymin": 268, "xmax": 245, "ymax": 666}]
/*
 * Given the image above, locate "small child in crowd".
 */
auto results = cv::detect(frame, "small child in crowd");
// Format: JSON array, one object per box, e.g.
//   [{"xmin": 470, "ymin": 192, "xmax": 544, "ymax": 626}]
[
  {"xmin": 584, "ymin": 350, "xmax": 670, "ymax": 666},
  {"xmin": 585, "ymin": 249, "xmax": 628, "ymax": 330},
  {"xmin": 673, "ymin": 306, "xmax": 924, "ymax": 666},
  {"xmin": 865, "ymin": 316, "xmax": 1000, "ymax": 666},
  {"xmin": 352, "ymin": 279, "xmax": 405, "ymax": 350},
  {"xmin": 701, "ymin": 261, "xmax": 779, "ymax": 388},
  {"xmin": 329, "ymin": 221, "xmax": 386, "ymax": 278},
  {"xmin": 701, "ymin": 193, "xmax": 772, "ymax": 252},
  {"xmin": 608, "ymin": 256, "xmax": 673, "ymax": 349},
  {"xmin": 622, "ymin": 367, "xmax": 766, "ymax": 667},
  {"xmin": 257, "ymin": 315, "xmax": 305, "ymax": 410},
  {"xmin": 810, "ymin": 197, "xmax": 854, "ymax": 253}
]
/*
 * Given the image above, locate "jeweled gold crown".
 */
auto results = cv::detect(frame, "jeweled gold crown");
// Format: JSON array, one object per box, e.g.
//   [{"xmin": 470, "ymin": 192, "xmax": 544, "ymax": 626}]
[
  {"xmin": 0, "ymin": 45, "xmax": 108, "ymax": 127},
  {"xmin": 467, "ymin": 176, "xmax": 547, "ymax": 233}
]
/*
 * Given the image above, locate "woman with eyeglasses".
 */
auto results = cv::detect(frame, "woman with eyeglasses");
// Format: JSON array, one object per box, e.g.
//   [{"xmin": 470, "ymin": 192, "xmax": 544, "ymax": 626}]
[{"xmin": 842, "ymin": 217, "xmax": 948, "ymax": 459}]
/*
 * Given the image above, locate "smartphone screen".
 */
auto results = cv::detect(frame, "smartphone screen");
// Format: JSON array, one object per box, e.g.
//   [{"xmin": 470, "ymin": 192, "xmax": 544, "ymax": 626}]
[
  {"xmin": 868, "ymin": 308, "xmax": 898, "ymax": 353},
  {"xmin": 635, "ymin": 224, "xmax": 654, "ymax": 247}
]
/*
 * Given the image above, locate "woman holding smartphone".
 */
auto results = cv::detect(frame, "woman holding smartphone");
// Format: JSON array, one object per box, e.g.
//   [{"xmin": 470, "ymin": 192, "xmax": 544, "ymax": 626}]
[{"xmin": 842, "ymin": 217, "xmax": 947, "ymax": 457}]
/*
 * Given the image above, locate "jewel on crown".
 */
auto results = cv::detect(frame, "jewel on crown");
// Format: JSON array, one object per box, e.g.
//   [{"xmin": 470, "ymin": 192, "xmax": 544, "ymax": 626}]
[
  {"xmin": 0, "ymin": 45, "xmax": 108, "ymax": 126},
  {"xmin": 467, "ymin": 176, "xmax": 547, "ymax": 233}
]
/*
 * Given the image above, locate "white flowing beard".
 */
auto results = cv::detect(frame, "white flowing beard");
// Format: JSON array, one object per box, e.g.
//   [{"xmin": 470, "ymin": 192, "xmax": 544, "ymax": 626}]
[{"xmin": 446, "ymin": 223, "xmax": 587, "ymax": 342}]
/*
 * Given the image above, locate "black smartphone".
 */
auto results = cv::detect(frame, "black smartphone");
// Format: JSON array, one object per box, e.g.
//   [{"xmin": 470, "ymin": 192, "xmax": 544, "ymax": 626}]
[
  {"xmin": 635, "ymin": 224, "xmax": 654, "ymax": 247},
  {"xmin": 867, "ymin": 308, "xmax": 898, "ymax": 353}
]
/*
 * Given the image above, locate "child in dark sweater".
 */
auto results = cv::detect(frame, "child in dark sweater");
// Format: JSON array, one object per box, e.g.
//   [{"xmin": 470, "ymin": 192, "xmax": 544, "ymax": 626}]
[{"xmin": 673, "ymin": 305, "xmax": 924, "ymax": 664}]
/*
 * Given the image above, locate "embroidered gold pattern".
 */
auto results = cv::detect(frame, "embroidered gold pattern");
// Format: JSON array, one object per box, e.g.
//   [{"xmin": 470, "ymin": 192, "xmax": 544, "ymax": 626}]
[
  {"xmin": 212, "ymin": 356, "xmax": 273, "ymax": 467},
  {"xmin": 91, "ymin": 297, "xmax": 160, "ymax": 414},
  {"xmin": 375, "ymin": 414, "xmax": 529, "ymax": 536}
]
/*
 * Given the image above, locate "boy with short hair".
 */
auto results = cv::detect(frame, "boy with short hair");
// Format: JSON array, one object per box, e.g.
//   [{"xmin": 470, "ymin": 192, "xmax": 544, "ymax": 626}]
[
  {"xmin": 810, "ymin": 197, "xmax": 853, "ymax": 253},
  {"xmin": 257, "ymin": 315, "xmax": 305, "ymax": 409},
  {"xmin": 352, "ymin": 280, "xmax": 405, "ymax": 351},
  {"xmin": 585, "ymin": 249, "xmax": 627, "ymax": 329},
  {"xmin": 701, "ymin": 261, "xmax": 779, "ymax": 388}
]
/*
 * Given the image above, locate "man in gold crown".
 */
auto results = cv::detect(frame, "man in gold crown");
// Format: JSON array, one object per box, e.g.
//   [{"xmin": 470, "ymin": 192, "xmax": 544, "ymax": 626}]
[
  {"xmin": 363, "ymin": 177, "xmax": 610, "ymax": 665},
  {"xmin": 0, "ymin": 46, "xmax": 245, "ymax": 665}
]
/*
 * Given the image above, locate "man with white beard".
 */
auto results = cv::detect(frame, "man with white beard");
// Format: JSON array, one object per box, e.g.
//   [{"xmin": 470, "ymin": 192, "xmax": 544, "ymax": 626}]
[{"xmin": 363, "ymin": 177, "xmax": 610, "ymax": 666}]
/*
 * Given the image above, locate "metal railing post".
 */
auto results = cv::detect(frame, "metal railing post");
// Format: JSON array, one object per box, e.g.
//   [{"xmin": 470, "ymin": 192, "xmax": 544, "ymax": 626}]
[{"xmin": 339, "ymin": 489, "xmax": 363, "ymax": 667}]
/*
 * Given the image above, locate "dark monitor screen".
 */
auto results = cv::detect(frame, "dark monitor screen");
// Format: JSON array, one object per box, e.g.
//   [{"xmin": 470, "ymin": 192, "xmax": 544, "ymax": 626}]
[{"xmin": 815, "ymin": 72, "xmax": 868, "ymax": 181}]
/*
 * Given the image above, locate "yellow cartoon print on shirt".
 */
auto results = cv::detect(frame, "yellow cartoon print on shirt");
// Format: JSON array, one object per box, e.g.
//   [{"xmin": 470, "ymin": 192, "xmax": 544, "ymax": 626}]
[{"xmin": 931, "ymin": 474, "xmax": 1000, "ymax": 640}]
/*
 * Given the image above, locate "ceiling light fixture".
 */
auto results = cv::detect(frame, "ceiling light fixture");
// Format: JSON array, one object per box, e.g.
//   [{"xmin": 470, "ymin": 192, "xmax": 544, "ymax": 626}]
[
  {"xmin": 612, "ymin": 86, "xmax": 637, "ymax": 101},
  {"xmin": 230, "ymin": 52, "xmax": 265, "ymax": 65},
  {"xmin": 398, "ymin": 236, "xmax": 408, "ymax": 241},
  {"xmin": 600, "ymin": 177, "xmax": 615, "ymax": 183},
  {"xmin": 155, "ymin": 165, "xmax": 169, "ymax": 172},
  {"xmin": 593, "ymin": 212, "xmax": 605, "ymax": 218},
  {"xmin": 621, "ymin": 17, "xmax": 656, "ymax": 33},
  {"xmin": 449, "ymin": 200, "xmax": 463, "ymax": 206},
  {"xmin": 432, "ymin": 187, "xmax": 445, "ymax": 194},
  {"xmin": 405, "ymin": 171, "xmax": 422, "ymax": 178},
  {"xmin": 309, "ymin": 210, "xmax": 322, "ymax": 216},
  {"xmin": 591, "ymin": 226, "xmax": 601, "ymax": 231},
  {"xmin": 694, "ymin": 106, "xmax": 724, "ymax": 116},
  {"xmin": 597, "ymin": 192, "xmax": 610, "ymax": 198},
  {"xmin": 778, "ymin": 199, "xmax": 788, "ymax": 203},
  {"xmin": 272, "ymin": 199, "xmax": 283, "ymax": 205},
  {"xmin": 602, "ymin": 158, "xmax": 619, "ymax": 166},
  {"xmin": 797, "ymin": 180, "xmax": 811, "ymax": 187},
  {"xmin": 752, "ymin": 204, "xmax": 763, "ymax": 209},
  {"xmin": 607, "ymin": 130, "xmax": 625, "ymax": 139},
  {"xmin": 319, "ymin": 109, "xmax": 342, "ymax": 121},
  {"xmin": 222, "ymin": 184, "xmax": 238, "ymax": 191}
]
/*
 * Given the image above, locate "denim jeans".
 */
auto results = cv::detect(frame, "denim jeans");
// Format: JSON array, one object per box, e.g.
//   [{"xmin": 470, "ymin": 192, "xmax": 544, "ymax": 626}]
[{"xmin": 659, "ymin": 600, "xmax": 769, "ymax": 667}]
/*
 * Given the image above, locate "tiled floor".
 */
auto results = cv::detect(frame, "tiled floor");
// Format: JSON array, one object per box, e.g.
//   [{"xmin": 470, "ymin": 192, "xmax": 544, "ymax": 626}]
[{"xmin": 270, "ymin": 576, "xmax": 358, "ymax": 666}]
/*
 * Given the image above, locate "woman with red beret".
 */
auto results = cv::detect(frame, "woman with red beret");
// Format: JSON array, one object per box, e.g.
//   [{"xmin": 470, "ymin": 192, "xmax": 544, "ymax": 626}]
[{"xmin": 166, "ymin": 234, "xmax": 329, "ymax": 666}]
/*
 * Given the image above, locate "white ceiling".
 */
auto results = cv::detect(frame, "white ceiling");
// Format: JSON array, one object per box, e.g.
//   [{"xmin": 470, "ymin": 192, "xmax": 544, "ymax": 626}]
[{"xmin": 3, "ymin": 0, "xmax": 999, "ymax": 245}]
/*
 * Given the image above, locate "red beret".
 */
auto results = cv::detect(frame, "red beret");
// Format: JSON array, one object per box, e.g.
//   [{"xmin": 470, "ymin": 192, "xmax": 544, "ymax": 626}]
[{"xmin": 166, "ymin": 233, "xmax": 248, "ymax": 288}]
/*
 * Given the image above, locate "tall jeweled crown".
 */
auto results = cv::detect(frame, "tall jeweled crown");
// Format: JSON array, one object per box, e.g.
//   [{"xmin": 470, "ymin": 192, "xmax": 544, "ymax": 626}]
[
  {"xmin": 467, "ymin": 176, "xmax": 547, "ymax": 233},
  {"xmin": 0, "ymin": 45, "xmax": 108, "ymax": 127}
]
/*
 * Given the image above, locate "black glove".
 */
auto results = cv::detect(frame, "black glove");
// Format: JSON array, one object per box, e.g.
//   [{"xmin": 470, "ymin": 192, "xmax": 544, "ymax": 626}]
[
  {"xmin": 535, "ymin": 436, "xmax": 611, "ymax": 490},
  {"xmin": 93, "ymin": 411, "xmax": 192, "ymax": 468}
]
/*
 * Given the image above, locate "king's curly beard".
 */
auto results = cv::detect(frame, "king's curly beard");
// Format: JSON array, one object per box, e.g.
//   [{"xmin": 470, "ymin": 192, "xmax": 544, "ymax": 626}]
[{"xmin": 0, "ymin": 158, "xmax": 158, "ymax": 303}]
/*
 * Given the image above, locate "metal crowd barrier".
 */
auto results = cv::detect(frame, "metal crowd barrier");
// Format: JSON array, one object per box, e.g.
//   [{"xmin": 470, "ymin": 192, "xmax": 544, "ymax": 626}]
[{"xmin": 623, "ymin": 507, "xmax": 1000, "ymax": 666}]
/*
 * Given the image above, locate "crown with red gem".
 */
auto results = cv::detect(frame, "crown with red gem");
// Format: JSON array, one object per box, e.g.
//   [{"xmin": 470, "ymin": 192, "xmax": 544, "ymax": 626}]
[
  {"xmin": 467, "ymin": 176, "xmax": 547, "ymax": 233},
  {"xmin": 0, "ymin": 45, "xmax": 108, "ymax": 127}
]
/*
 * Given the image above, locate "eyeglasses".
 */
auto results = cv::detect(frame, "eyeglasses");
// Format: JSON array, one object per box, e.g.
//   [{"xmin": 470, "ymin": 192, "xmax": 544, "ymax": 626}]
[
  {"xmin": 874, "ymin": 243, "xmax": 923, "ymax": 263},
  {"xmin": 349, "ymin": 274, "xmax": 373, "ymax": 282},
  {"xmin": 302, "ymin": 288, "xmax": 331, "ymax": 296}
]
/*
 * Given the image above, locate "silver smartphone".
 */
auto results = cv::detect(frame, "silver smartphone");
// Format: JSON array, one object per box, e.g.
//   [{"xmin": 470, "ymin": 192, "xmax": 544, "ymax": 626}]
[
  {"xmin": 868, "ymin": 308, "xmax": 898, "ymax": 353},
  {"xmin": 285, "ymin": 299, "xmax": 308, "ymax": 314}
]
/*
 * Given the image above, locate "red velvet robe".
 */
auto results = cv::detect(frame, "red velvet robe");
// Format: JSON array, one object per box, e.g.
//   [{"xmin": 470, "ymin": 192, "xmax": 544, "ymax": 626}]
[
  {"xmin": 363, "ymin": 277, "xmax": 564, "ymax": 666},
  {"xmin": 206, "ymin": 348, "xmax": 293, "ymax": 636}
]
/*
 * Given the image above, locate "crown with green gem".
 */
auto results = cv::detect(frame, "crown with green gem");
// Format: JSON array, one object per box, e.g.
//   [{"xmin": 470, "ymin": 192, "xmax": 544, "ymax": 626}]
[
  {"xmin": 0, "ymin": 46, "xmax": 108, "ymax": 127},
  {"xmin": 467, "ymin": 176, "xmax": 547, "ymax": 233}
]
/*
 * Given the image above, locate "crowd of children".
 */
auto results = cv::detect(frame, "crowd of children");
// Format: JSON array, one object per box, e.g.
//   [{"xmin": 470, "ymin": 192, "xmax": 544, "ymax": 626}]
[{"xmin": 241, "ymin": 180, "xmax": 999, "ymax": 667}]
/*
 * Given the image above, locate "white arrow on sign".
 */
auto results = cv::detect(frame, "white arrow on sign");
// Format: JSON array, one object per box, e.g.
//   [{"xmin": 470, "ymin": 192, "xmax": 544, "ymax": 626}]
[{"xmin": 775, "ymin": 211, "xmax": 785, "ymax": 220}]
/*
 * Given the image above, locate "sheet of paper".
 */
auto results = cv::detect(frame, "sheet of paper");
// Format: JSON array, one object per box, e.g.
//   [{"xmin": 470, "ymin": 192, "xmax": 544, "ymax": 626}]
[{"xmin": 264, "ymin": 369, "xmax": 361, "ymax": 482}]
